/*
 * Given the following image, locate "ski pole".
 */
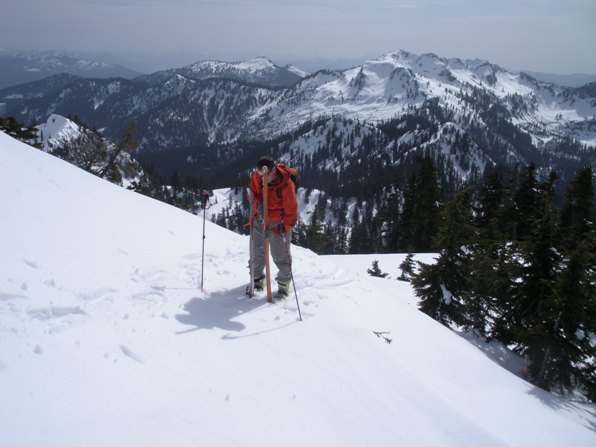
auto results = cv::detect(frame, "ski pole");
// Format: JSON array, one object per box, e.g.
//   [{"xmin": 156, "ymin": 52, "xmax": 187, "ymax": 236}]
[
  {"xmin": 263, "ymin": 171, "xmax": 272, "ymax": 302},
  {"xmin": 283, "ymin": 235, "xmax": 302, "ymax": 322},
  {"xmin": 200, "ymin": 190, "xmax": 209, "ymax": 292},
  {"xmin": 246, "ymin": 188, "xmax": 255, "ymax": 298}
]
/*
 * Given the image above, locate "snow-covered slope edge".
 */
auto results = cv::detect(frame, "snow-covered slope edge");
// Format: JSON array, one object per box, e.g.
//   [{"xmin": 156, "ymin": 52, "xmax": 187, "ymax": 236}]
[{"xmin": 0, "ymin": 131, "xmax": 594, "ymax": 446}]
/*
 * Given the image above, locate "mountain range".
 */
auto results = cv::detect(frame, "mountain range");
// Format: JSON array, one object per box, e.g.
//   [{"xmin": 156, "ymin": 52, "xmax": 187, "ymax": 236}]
[
  {"xmin": 1, "ymin": 50, "xmax": 595, "ymax": 195},
  {"xmin": 0, "ymin": 50, "xmax": 142, "ymax": 89}
]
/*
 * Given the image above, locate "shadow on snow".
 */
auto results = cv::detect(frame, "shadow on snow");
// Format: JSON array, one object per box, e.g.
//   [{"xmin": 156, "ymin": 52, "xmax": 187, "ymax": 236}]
[{"xmin": 175, "ymin": 285, "xmax": 266, "ymax": 334}]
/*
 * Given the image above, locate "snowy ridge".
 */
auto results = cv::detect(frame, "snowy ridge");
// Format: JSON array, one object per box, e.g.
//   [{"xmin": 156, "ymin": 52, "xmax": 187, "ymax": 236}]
[
  {"xmin": 36, "ymin": 113, "xmax": 83, "ymax": 152},
  {"xmin": 258, "ymin": 51, "xmax": 596, "ymax": 147},
  {"xmin": 188, "ymin": 57, "xmax": 278, "ymax": 76},
  {"xmin": 137, "ymin": 56, "xmax": 303, "ymax": 88},
  {"xmin": 1, "ymin": 131, "xmax": 595, "ymax": 446}
]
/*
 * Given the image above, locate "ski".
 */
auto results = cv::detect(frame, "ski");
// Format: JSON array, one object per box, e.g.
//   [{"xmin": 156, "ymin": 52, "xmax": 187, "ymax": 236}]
[
  {"xmin": 246, "ymin": 188, "xmax": 255, "ymax": 298},
  {"xmin": 262, "ymin": 170, "xmax": 272, "ymax": 302}
]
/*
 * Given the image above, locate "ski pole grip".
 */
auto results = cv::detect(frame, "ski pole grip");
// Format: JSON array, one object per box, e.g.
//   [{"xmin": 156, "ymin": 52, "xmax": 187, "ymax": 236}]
[{"xmin": 201, "ymin": 190, "xmax": 210, "ymax": 209}]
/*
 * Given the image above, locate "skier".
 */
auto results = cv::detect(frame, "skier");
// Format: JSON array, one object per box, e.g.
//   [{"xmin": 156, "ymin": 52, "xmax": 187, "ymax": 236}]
[{"xmin": 248, "ymin": 156, "xmax": 298, "ymax": 299}]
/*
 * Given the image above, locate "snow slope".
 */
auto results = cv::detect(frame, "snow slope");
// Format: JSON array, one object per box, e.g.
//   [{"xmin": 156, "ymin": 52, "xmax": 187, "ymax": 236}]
[{"xmin": 1, "ymin": 131, "xmax": 595, "ymax": 446}]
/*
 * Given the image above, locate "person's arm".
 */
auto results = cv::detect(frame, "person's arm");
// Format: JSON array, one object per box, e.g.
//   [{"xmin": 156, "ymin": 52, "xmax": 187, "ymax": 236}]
[
  {"xmin": 281, "ymin": 180, "xmax": 298, "ymax": 232},
  {"xmin": 249, "ymin": 172, "xmax": 263, "ymax": 216}
]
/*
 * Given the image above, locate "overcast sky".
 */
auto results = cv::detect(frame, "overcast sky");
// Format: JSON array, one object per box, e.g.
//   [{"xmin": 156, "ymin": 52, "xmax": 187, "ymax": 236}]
[{"xmin": 3, "ymin": 0, "xmax": 596, "ymax": 74}]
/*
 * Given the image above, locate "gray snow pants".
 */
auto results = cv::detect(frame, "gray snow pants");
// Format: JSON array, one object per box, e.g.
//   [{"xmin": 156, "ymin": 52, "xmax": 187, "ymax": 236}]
[{"xmin": 251, "ymin": 219, "xmax": 292, "ymax": 283}]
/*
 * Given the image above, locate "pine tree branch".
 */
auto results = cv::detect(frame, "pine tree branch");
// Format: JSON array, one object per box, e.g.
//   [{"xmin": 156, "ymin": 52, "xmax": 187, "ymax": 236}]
[{"xmin": 373, "ymin": 331, "xmax": 393, "ymax": 344}]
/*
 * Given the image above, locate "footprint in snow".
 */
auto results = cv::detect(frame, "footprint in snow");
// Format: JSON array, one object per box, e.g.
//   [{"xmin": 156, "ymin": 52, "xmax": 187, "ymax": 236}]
[
  {"xmin": 28, "ymin": 306, "xmax": 87, "ymax": 320},
  {"xmin": 0, "ymin": 292, "xmax": 27, "ymax": 301},
  {"xmin": 120, "ymin": 345, "xmax": 145, "ymax": 364},
  {"xmin": 23, "ymin": 259, "xmax": 39, "ymax": 269}
]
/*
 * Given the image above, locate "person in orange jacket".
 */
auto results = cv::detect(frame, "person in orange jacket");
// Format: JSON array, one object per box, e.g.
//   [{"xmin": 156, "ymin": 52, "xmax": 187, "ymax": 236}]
[{"xmin": 248, "ymin": 156, "xmax": 298, "ymax": 299}]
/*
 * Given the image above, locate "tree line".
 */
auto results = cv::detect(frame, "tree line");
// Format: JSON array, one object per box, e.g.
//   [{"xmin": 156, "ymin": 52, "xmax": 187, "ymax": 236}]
[{"xmin": 408, "ymin": 163, "xmax": 595, "ymax": 401}]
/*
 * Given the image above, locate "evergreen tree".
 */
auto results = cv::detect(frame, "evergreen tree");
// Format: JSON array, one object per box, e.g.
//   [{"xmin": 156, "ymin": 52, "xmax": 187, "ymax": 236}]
[
  {"xmin": 98, "ymin": 123, "xmax": 138, "ymax": 180},
  {"xmin": 349, "ymin": 220, "xmax": 371, "ymax": 254},
  {"xmin": 215, "ymin": 209, "xmax": 227, "ymax": 228},
  {"xmin": 560, "ymin": 166, "xmax": 594, "ymax": 250},
  {"xmin": 510, "ymin": 192, "xmax": 561, "ymax": 390},
  {"xmin": 398, "ymin": 156, "xmax": 441, "ymax": 251},
  {"xmin": 333, "ymin": 227, "xmax": 349, "ymax": 254},
  {"xmin": 397, "ymin": 252, "xmax": 415, "ymax": 282},
  {"xmin": 474, "ymin": 170, "xmax": 506, "ymax": 239},
  {"xmin": 549, "ymin": 167, "xmax": 596, "ymax": 397},
  {"xmin": 230, "ymin": 202, "xmax": 245, "ymax": 233},
  {"xmin": 470, "ymin": 240, "xmax": 517, "ymax": 340},
  {"xmin": 320, "ymin": 223, "xmax": 336, "ymax": 254},
  {"xmin": 471, "ymin": 171, "xmax": 515, "ymax": 338},
  {"xmin": 302, "ymin": 203, "xmax": 331, "ymax": 253},
  {"xmin": 512, "ymin": 163, "xmax": 541, "ymax": 241},
  {"xmin": 0, "ymin": 116, "xmax": 39, "ymax": 143},
  {"xmin": 397, "ymin": 173, "xmax": 416, "ymax": 250},
  {"xmin": 292, "ymin": 222, "xmax": 307, "ymax": 247},
  {"xmin": 413, "ymin": 156, "xmax": 442, "ymax": 251},
  {"xmin": 412, "ymin": 261, "xmax": 449, "ymax": 324},
  {"xmin": 375, "ymin": 182, "xmax": 400, "ymax": 251},
  {"xmin": 367, "ymin": 260, "xmax": 389, "ymax": 278},
  {"xmin": 413, "ymin": 190, "xmax": 475, "ymax": 326},
  {"xmin": 548, "ymin": 240, "xmax": 596, "ymax": 395}
]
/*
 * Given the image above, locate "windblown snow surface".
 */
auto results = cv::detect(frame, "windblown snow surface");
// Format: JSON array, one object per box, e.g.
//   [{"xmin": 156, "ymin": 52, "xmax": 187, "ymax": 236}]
[{"xmin": 0, "ymin": 130, "xmax": 595, "ymax": 446}]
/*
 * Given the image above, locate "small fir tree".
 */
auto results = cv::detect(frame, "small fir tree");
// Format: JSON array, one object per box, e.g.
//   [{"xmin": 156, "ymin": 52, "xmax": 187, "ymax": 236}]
[
  {"xmin": 367, "ymin": 260, "xmax": 389, "ymax": 278},
  {"xmin": 397, "ymin": 252, "xmax": 415, "ymax": 282}
]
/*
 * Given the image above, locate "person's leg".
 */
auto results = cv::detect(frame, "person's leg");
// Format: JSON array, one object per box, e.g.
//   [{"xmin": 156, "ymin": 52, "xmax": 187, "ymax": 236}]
[
  {"xmin": 270, "ymin": 232, "xmax": 292, "ymax": 282},
  {"xmin": 251, "ymin": 220, "xmax": 266, "ymax": 287}
]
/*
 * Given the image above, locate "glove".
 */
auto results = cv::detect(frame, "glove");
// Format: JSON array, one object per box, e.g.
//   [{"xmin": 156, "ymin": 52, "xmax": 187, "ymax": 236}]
[{"xmin": 275, "ymin": 223, "xmax": 287, "ymax": 236}]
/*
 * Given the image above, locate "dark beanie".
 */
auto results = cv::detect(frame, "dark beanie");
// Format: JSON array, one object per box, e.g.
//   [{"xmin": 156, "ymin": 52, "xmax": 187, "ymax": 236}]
[{"xmin": 257, "ymin": 156, "xmax": 275, "ymax": 170}]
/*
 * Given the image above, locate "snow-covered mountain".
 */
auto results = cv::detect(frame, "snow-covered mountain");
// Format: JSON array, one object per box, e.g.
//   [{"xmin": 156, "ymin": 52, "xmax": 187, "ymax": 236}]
[
  {"xmin": 2, "ymin": 126, "xmax": 595, "ymax": 447},
  {"xmin": 1, "ymin": 50, "xmax": 595, "ymax": 193},
  {"xmin": 33, "ymin": 113, "xmax": 155, "ymax": 192},
  {"xmin": 136, "ymin": 56, "xmax": 304, "ymax": 87},
  {"xmin": 36, "ymin": 113, "xmax": 84, "ymax": 152},
  {"xmin": 5, "ymin": 50, "xmax": 595, "ymax": 147},
  {"xmin": 263, "ymin": 51, "xmax": 596, "ymax": 146},
  {"xmin": 0, "ymin": 50, "xmax": 142, "ymax": 89}
]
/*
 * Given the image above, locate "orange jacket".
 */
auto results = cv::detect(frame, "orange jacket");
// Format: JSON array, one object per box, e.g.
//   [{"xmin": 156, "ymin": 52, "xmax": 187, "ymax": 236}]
[{"xmin": 249, "ymin": 164, "xmax": 298, "ymax": 232}]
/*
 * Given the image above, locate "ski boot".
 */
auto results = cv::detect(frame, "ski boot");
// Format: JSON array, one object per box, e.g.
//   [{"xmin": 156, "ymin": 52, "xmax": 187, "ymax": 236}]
[
  {"xmin": 274, "ymin": 280, "xmax": 291, "ymax": 300},
  {"xmin": 246, "ymin": 276, "xmax": 264, "ymax": 295}
]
